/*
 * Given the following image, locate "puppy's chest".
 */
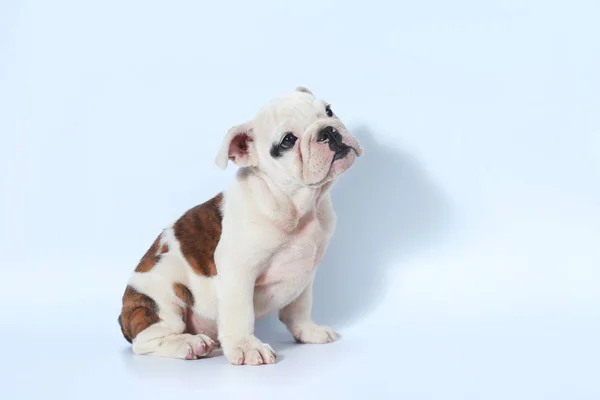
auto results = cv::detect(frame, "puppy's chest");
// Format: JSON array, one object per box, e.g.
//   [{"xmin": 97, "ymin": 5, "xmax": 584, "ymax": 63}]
[{"xmin": 257, "ymin": 217, "xmax": 328, "ymax": 285}]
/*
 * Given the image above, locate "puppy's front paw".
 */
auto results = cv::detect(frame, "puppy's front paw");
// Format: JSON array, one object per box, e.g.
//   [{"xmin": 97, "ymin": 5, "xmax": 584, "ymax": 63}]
[
  {"xmin": 291, "ymin": 323, "xmax": 340, "ymax": 344},
  {"xmin": 222, "ymin": 335, "xmax": 277, "ymax": 366}
]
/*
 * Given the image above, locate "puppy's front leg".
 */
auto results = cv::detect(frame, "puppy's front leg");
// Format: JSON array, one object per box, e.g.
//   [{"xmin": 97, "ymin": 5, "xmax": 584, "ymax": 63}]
[
  {"xmin": 279, "ymin": 278, "xmax": 340, "ymax": 344},
  {"xmin": 216, "ymin": 264, "xmax": 276, "ymax": 366}
]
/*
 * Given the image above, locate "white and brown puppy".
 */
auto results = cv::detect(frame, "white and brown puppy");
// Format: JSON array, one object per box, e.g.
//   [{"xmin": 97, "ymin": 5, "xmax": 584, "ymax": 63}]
[{"xmin": 118, "ymin": 87, "xmax": 363, "ymax": 365}]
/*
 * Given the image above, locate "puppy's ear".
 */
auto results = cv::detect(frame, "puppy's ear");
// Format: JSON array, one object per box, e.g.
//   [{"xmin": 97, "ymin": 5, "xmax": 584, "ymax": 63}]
[
  {"xmin": 295, "ymin": 86, "xmax": 314, "ymax": 95},
  {"xmin": 215, "ymin": 122, "xmax": 258, "ymax": 169}
]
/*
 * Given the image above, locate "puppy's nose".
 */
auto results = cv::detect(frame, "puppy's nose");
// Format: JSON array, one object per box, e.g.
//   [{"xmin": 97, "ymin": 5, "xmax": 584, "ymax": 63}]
[{"xmin": 317, "ymin": 126, "xmax": 344, "ymax": 151}]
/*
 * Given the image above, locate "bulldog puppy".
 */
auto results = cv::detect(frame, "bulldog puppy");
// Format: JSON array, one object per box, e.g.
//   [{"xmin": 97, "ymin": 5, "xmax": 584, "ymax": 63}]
[{"xmin": 118, "ymin": 87, "xmax": 362, "ymax": 365}]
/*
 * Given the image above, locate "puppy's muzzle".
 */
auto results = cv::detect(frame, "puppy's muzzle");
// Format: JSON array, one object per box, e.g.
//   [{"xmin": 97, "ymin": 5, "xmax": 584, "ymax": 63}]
[{"xmin": 317, "ymin": 126, "xmax": 353, "ymax": 160}]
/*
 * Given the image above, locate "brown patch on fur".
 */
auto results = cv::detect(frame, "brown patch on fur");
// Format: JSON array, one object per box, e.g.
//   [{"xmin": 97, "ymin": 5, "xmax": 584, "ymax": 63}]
[
  {"xmin": 173, "ymin": 283, "xmax": 194, "ymax": 307},
  {"xmin": 134, "ymin": 235, "xmax": 169, "ymax": 273},
  {"xmin": 173, "ymin": 193, "xmax": 223, "ymax": 276},
  {"xmin": 118, "ymin": 286, "xmax": 160, "ymax": 343}
]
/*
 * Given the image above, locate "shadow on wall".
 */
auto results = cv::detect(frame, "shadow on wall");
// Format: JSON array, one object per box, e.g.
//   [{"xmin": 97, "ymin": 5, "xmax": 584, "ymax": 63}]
[{"xmin": 256, "ymin": 126, "xmax": 452, "ymax": 340}]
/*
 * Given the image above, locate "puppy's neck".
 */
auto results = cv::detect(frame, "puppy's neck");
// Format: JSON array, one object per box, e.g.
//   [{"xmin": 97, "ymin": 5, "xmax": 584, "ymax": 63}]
[{"xmin": 243, "ymin": 168, "xmax": 332, "ymax": 231}]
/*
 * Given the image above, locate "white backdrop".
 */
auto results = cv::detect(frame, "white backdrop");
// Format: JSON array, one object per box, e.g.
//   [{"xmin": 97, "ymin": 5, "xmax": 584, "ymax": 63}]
[{"xmin": 1, "ymin": 0, "xmax": 599, "ymax": 398}]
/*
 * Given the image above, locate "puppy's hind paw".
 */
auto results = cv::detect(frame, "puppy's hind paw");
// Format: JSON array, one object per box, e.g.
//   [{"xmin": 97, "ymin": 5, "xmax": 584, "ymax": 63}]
[
  {"xmin": 183, "ymin": 333, "xmax": 217, "ymax": 360},
  {"xmin": 292, "ymin": 323, "xmax": 340, "ymax": 344}
]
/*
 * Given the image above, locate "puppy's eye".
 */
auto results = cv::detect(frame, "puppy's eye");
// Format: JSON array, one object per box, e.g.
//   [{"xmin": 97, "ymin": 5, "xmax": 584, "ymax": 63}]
[
  {"xmin": 280, "ymin": 133, "xmax": 297, "ymax": 149},
  {"xmin": 325, "ymin": 105, "xmax": 334, "ymax": 117}
]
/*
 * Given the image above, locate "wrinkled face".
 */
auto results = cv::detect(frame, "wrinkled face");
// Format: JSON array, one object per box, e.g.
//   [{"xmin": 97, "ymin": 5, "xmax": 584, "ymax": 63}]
[{"xmin": 216, "ymin": 87, "xmax": 363, "ymax": 188}]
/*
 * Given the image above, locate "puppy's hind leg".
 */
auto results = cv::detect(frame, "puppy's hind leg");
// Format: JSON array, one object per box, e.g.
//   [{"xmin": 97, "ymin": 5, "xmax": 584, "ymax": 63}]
[
  {"xmin": 119, "ymin": 285, "xmax": 216, "ymax": 360},
  {"xmin": 133, "ymin": 325, "xmax": 216, "ymax": 360}
]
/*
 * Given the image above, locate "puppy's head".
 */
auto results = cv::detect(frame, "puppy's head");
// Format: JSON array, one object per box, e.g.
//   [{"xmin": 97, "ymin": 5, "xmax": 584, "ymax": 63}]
[{"xmin": 215, "ymin": 87, "xmax": 363, "ymax": 187}]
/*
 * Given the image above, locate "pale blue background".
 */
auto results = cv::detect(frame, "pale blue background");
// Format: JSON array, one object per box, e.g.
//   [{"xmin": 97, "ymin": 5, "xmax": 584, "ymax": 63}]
[{"xmin": 1, "ymin": 0, "xmax": 599, "ymax": 399}]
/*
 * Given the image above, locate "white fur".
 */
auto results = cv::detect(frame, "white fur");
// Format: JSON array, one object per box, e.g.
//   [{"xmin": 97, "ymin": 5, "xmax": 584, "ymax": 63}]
[{"xmin": 127, "ymin": 88, "xmax": 362, "ymax": 365}]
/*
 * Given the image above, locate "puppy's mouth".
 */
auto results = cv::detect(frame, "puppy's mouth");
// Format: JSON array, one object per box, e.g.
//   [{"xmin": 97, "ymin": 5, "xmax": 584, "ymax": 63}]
[{"xmin": 306, "ymin": 145, "xmax": 358, "ymax": 188}]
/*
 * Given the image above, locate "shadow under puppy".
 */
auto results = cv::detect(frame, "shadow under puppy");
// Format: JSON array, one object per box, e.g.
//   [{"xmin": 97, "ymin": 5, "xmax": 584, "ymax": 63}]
[{"xmin": 118, "ymin": 87, "xmax": 363, "ymax": 366}]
